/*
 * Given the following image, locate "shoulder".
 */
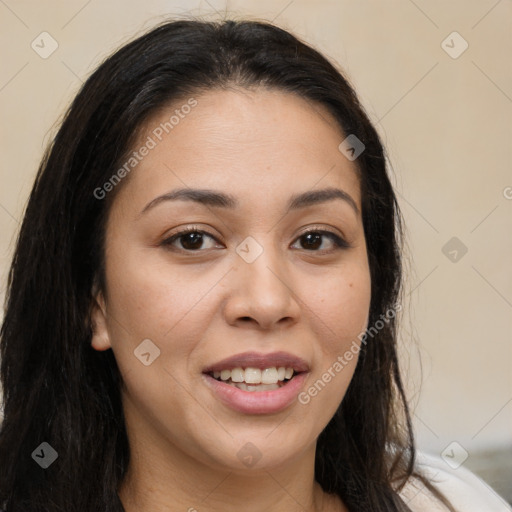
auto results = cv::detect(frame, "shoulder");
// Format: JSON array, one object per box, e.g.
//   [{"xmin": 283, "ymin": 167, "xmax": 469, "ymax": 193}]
[{"xmin": 399, "ymin": 451, "xmax": 512, "ymax": 512}]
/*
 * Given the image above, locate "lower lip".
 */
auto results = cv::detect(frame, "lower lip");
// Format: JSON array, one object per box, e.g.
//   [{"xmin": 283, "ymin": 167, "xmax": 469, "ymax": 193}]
[{"xmin": 202, "ymin": 372, "xmax": 308, "ymax": 414}]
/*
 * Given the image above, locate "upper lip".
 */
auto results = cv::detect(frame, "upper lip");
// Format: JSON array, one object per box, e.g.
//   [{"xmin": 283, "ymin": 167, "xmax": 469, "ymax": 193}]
[{"xmin": 203, "ymin": 351, "xmax": 310, "ymax": 373}]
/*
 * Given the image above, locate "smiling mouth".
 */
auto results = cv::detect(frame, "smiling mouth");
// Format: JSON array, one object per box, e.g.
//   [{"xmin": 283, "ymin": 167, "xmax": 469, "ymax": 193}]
[{"xmin": 207, "ymin": 366, "xmax": 298, "ymax": 392}]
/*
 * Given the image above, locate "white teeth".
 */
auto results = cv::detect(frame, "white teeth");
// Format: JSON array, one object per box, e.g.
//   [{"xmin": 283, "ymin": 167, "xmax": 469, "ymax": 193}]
[
  {"xmin": 244, "ymin": 368, "xmax": 261, "ymax": 384},
  {"xmin": 230, "ymin": 382, "xmax": 280, "ymax": 392},
  {"xmin": 261, "ymin": 367, "xmax": 279, "ymax": 384},
  {"xmin": 211, "ymin": 366, "xmax": 296, "ymax": 384},
  {"xmin": 230, "ymin": 367, "xmax": 244, "ymax": 383}
]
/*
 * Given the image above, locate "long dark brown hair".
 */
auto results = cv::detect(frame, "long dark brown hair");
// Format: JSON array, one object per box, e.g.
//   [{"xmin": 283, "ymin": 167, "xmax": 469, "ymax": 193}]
[{"xmin": 0, "ymin": 18, "xmax": 455, "ymax": 512}]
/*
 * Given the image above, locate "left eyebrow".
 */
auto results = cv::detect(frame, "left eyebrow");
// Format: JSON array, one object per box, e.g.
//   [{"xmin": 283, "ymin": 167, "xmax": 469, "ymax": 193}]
[
  {"xmin": 287, "ymin": 188, "xmax": 359, "ymax": 215},
  {"xmin": 138, "ymin": 186, "xmax": 359, "ymax": 217}
]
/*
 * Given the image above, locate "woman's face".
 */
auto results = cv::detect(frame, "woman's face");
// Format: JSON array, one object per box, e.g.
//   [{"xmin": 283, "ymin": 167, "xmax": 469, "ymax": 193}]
[{"xmin": 92, "ymin": 87, "xmax": 371, "ymax": 472}]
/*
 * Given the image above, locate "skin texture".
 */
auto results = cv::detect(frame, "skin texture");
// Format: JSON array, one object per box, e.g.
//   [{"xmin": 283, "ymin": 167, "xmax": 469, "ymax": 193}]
[{"xmin": 91, "ymin": 87, "xmax": 371, "ymax": 512}]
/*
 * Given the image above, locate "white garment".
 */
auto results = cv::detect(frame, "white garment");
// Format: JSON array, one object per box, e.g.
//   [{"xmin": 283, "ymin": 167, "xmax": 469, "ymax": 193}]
[{"xmin": 399, "ymin": 451, "xmax": 512, "ymax": 511}]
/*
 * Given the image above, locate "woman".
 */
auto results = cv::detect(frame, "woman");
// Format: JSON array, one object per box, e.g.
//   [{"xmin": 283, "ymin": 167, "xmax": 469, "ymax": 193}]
[{"xmin": 0, "ymin": 18, "xmax": 509, "ymax": 512}]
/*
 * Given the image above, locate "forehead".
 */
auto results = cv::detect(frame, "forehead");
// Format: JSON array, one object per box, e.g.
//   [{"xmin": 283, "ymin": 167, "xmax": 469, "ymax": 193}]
[{"xmin": 118, "ymin": 87, "xmax": 361, "ymax": 213}]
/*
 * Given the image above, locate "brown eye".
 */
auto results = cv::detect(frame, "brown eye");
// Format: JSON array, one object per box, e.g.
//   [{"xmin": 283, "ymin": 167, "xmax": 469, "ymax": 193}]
[
  {"xmin": 292, "ymin": 230, "xmax": 349, "ymax": 252},
  {"xmin": 161, "ymin": 229, "xmax": 221, "ymax": 252}
]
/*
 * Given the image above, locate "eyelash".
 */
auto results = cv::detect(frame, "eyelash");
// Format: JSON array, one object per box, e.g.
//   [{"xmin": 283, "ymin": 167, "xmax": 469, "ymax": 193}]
[{"xmin": 160, "ymin": 225, "xmax": 350, "ymax": 254}]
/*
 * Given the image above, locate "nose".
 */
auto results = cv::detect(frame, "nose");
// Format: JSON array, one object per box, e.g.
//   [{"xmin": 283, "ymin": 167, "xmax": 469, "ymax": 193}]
[{"xmin": 222, "ymin": 241, "xmax": 301, "ymax": 331}]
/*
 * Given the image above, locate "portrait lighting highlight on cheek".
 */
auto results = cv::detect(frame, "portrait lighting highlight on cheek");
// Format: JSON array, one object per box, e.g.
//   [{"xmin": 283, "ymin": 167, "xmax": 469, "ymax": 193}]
[{"xmin": 91, "ymin": 87, "xmax": 371, "ymax": 507}]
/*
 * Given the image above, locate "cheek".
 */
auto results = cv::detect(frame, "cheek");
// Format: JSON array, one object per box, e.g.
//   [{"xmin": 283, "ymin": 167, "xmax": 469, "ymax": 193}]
[
  {"xmin": 103, "ymin": 248, "xmax": 224, "ymax": 367},
  {"xmin": 298, "ymin": 266, "xmax": 370, "ymax": 422},
  {"xmin": 108, "ymin": 249, "xmax": 193, "ymax": 325},
  {"xmin": 308, "ymin": 264, "xmax": 371, "ymax": 353}
]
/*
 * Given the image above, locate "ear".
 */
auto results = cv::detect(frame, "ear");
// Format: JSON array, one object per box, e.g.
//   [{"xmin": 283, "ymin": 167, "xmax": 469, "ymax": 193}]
[{"xmin": 90, "ymin": 290, "xmax": 112, "ymax": 351}]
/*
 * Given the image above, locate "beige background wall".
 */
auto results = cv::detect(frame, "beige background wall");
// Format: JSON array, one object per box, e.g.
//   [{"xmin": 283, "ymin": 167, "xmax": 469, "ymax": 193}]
[{"xmin": 1, "ymin": 0, "xmax": 511, "ymax": 473}]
